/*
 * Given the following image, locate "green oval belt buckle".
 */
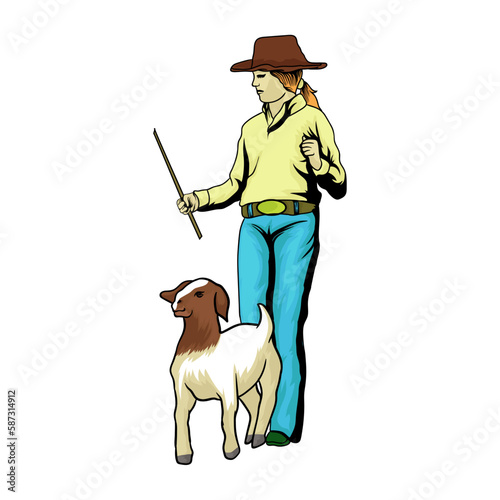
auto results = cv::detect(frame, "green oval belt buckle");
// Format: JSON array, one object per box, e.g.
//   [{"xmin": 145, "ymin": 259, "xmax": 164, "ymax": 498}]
[{"xmin": 257, "ymin": 200, "xmax": 286, "ymax": 215}]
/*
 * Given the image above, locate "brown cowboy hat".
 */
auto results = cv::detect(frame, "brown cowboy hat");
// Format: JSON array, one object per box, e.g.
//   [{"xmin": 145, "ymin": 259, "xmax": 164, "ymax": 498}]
[{"xmin": 230, "ymin": 35, "xmax": 327, "ymax": 72}]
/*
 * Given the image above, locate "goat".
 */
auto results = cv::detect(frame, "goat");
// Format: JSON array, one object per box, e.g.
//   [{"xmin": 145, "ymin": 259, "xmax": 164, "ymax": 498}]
[{"xmin": 160, "ymin": 278, "xmax": 281, "ymax": 465}]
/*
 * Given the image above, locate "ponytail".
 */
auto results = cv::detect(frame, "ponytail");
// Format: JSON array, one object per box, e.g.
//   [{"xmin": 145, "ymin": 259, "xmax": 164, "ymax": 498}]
[{"xmin": 270, "ymin": 69, "xmax": 320, "ymax": 109}]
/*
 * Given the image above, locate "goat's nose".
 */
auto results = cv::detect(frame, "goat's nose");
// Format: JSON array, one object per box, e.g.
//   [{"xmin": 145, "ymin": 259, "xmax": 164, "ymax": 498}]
[{"xmin": 177, "ymin": 299, "xmax": 182, "ymax": 304}]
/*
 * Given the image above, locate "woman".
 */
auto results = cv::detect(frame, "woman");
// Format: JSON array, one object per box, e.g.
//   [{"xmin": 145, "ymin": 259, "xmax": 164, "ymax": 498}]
[{"xmin": 177, "ymin": 35, "xmax": 346, "ymax": 446}]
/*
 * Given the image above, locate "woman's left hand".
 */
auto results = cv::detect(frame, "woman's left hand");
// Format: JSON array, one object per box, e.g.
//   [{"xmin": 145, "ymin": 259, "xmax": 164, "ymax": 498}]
[{"xmin": 300, "ymin": 135, "xmax": 322, "ymax": 170}]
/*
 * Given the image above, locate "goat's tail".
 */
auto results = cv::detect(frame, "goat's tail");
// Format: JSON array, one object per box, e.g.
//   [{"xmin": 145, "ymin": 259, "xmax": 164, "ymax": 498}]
[{"xmin": 256, "ymin": 304, "xmax": 273, "ymax": 344}]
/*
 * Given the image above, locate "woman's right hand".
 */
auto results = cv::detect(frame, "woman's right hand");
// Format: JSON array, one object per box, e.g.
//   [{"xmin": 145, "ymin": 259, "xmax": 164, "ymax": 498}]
[{"xmin": 177, "ymin": 193, "xmax": 199, "ymax": 214}]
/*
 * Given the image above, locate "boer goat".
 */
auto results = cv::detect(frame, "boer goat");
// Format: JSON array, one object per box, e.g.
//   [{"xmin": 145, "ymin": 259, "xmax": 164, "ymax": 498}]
[{"xmin": 160, "ymin": 278, "xmax": 281, "ymax": 465}]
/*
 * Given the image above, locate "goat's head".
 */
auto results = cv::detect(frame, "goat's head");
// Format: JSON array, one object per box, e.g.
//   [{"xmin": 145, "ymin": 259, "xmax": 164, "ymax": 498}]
[{"xmin": 160, "ymin": 278, "xmax": 229, "ymax": 321}]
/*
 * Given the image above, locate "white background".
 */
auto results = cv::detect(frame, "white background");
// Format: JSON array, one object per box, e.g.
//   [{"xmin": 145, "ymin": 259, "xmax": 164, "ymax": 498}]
[{"xmin": 1, "ymin": 0, "xmax": 500, "ymax": 499}]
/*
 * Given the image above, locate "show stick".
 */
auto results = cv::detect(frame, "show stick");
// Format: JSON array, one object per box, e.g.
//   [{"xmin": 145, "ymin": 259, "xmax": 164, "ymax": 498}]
[{"xmin": 153, "ymin": 128, "xmax": 202, "ymax": 240}]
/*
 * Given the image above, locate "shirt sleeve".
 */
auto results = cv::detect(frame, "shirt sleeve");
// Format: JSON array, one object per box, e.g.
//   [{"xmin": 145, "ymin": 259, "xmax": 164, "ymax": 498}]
[
  {"xmin": 313, "ymin": 111, "xmax": 347, "ymax": 200},
  {"xmin": 194, "ymin": 128, "xmax": 248, "ymax": 210}
]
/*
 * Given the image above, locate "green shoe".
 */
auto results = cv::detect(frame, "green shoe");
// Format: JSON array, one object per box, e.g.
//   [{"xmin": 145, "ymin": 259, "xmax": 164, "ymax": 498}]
[{"xmin": 266, "ymin": 431, "xmax": 290, "ymax": 447}]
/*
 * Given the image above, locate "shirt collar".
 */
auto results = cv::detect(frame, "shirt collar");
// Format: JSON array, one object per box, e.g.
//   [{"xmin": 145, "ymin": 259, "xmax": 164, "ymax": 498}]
[{"xmin": 263, "ymin": 94, "xmax": 307, "ymax": 131}]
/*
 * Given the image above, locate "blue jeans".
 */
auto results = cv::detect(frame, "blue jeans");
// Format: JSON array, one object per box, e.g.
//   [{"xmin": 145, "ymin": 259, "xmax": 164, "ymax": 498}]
[{"xmin": 238, "ymin": 211, "xmax": 319, "ymax": 439}]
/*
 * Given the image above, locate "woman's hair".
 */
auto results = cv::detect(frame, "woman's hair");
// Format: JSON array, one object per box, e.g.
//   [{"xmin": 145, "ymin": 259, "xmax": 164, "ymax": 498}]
[{"xmin": 270, "ymin": 69, "xmax": 320, "ymax": 109}]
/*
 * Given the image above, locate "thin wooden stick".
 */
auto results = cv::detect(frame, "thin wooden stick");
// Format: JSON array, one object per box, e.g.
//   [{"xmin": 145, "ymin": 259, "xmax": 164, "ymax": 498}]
[{"xmin": 153, "ymin": 129, "xmax": 202, "ymax": 240}]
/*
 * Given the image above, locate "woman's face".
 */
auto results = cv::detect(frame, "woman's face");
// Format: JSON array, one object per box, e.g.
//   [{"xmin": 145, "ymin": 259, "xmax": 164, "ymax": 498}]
[{"xmin": 252, "ymin": 71, "xmax": 287, "ymax": 103}]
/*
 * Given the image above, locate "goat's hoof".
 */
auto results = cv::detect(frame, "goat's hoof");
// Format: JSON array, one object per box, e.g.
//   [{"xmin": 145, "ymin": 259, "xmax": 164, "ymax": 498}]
[
  {"xmin": 224, "ymin": 447, "xmax": 240, "ymax": 460},
  {"xmin": 245, "ymin": 434, "xmax": 253, "ymax": 445},
  {"xmin": 176, "ymin": 454, "xmax": 193, "ymax": 465},
  {"xmin": 252, "ymin": 434, "xmax": 266, "ymax": 448}
]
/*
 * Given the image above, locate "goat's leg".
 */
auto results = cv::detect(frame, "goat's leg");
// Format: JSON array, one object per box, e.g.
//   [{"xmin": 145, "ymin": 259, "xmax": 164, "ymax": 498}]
[
  {"xmin": 174, "ymin": 388, "xmax": 196, "ymax": 465},
  {"xmin": 253, "ymin": 350, "xmax": 281, "ymax": 448},
  {"xmin": 220, "ymin": 390, "xmax": 240, "ymax": 460},
  {"xmin": 240, "ymin": 385, "xmax": 260, "ymax": 445}
]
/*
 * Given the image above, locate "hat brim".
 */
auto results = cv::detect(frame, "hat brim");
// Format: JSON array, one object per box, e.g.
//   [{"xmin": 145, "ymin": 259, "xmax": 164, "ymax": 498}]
[{"xmin": 230, "ymin": 60, "xmax": 327, "ymax": 72}]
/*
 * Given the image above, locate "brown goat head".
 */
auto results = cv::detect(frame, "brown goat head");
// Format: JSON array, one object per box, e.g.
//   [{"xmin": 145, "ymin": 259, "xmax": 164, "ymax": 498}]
[{"xmin": 160, "ymin": 279, "xmax": 229, "ymax": 321}]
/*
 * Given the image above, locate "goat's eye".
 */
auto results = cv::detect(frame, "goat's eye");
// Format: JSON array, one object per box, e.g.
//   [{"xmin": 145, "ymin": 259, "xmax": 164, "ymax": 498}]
[{"xmin": 194, "ymin": 291, "xmax": 204, "ymax": 298}]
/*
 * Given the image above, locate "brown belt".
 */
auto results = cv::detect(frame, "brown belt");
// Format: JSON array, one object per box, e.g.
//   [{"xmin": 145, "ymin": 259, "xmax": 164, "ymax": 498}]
[{"xmin": 242, "ymin": 200, "xmax": 316, "ymax": 218}]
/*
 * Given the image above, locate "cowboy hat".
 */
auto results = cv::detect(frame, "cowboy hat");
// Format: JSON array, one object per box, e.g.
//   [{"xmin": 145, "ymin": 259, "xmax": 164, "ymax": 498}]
[{"xmin": 230, "ymin": 35, "xmax": 327, "ymax": 72}]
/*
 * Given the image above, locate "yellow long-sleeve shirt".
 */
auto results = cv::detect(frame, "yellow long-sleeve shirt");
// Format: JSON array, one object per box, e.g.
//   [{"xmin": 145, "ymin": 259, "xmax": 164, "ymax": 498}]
[{"xmin": 195, "ymin": 94, "xmax": 346, "ymax": 209}]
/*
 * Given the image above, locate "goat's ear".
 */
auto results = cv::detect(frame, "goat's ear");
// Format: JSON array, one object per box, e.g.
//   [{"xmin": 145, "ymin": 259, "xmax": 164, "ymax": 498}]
[
  {"xmin": 160, "ymin": 280, "xmax": 191, "ymax": 303},
  {"xmin": 214, "ymin": 286, "xmax": 229, "ymax": 321}
]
